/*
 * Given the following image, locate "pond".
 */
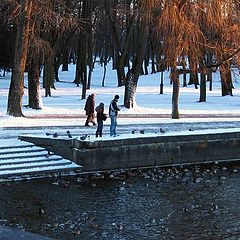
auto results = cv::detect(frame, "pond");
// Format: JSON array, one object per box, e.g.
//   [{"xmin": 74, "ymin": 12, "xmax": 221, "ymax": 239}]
[{"xmin": 0, "ymin": 162, "xmax": 239, "ymax": 240}]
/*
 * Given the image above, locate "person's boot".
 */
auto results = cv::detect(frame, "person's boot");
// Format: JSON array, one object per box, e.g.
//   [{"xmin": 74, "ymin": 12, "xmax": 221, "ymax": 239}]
[{"xmin": 85, "ymin": 121, "xmax": 89, "ymax": 126}]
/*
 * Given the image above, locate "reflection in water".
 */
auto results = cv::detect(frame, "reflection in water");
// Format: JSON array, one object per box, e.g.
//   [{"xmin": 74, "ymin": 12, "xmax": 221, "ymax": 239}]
[{"xmin": 0, "ymin": 163, "xmax": 240, "ymax": 240}]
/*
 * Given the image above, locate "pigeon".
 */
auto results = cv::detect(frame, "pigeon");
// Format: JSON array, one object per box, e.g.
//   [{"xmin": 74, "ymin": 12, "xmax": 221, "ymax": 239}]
[
  {"xmin": 131, "ymin": 130, "xmax": 136, "ymax": 134},
  {"xmin": 80, "ymin": 134, "xmax": 88, "ymax": 140},
  {"xmin": 189, "ymin": 128, "xmax": 194, "ymax": 131},
  {"xmin": 160, "ymin": 128, "xmax": 165, "ymax": 133},
  {"xmin": 66, "ymin": 130, "xmax": 72, "ymax": 138},
  {"xmin": 140, "ymin": 129, "xmax": 145, "ymax": 134},
  {"xmin": 53, "ymin": 132, "xmax": 59, "ymax": 138}
]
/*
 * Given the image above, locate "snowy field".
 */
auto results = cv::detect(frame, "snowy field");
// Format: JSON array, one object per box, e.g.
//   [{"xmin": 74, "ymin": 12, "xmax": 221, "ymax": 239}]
[{"xmin": 0, "ymin": 63, "xmax": 240, "ymax": 131}]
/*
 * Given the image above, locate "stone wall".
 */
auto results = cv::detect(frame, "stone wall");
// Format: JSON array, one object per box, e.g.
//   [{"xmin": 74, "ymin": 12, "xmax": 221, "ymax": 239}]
[{"xmin": 19, "ymin": 131, "xmax": 240, "ymax": 172}]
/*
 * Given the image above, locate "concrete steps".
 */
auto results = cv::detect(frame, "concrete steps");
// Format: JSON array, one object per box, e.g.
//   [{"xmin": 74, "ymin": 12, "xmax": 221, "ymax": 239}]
[{"xmin": 0, "ymin": 143, "xmax": 82, "ymax": 179}]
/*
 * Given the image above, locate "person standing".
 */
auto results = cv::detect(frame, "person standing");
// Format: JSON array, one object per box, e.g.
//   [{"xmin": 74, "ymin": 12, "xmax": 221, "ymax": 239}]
[
  {"xmin": 84, "ymin": 93, "xmax": 97, "ymax": 126},
  {"xmin": 109, "ymin": 95, "xmax": 120, "ymax": 137},
  {"xmin": 95, "ymin": 102, "xmax": 107, "ymax": 137}
]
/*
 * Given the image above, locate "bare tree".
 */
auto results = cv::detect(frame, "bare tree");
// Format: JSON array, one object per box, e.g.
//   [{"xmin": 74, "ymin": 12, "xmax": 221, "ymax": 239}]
[
  {"xmin": 7, "ymin": 0, "xmax": 33, "ymax": 117},
  {"xmin": 124, "ymin": 0, "xmax": 157, "ymax": 108}
]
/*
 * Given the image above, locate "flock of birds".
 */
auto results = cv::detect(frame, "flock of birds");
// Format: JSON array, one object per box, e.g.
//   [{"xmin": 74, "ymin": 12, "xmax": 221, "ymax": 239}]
[
  {"xmin": 46, "ymin": 131, "xmax": 89, "ymax": 140},
  {"xmin": 45, "ymin": 127, "xmax": 196, "ymax": 140}
]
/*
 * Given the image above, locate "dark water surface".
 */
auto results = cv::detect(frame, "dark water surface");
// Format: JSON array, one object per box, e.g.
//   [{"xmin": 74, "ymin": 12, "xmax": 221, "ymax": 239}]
[{"xmin": 0, "ymin": 163, "xmax": 240, "ymax": 240}]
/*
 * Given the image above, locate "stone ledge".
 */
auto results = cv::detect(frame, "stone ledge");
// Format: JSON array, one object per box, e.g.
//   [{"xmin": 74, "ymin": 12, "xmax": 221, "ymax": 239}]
[
  {"xmin": 0, "ymin": 225, "xmax": 52, "ymax": 240},
  {"xmin": 19, "ymin": 131, "xmax": 240, "ymax": 172}
]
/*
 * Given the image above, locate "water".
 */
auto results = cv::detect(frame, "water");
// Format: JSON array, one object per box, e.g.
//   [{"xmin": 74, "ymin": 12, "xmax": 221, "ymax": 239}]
[{"xmin": 0, "ymin": 163, "xmax": 240, "ymax": 240}]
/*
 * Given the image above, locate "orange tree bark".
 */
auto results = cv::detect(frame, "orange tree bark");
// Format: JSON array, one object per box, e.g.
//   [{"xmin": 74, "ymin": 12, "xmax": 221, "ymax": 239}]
[{"xmin": 7, "ymin": 0, "xmax": 32, "ymax": 117}]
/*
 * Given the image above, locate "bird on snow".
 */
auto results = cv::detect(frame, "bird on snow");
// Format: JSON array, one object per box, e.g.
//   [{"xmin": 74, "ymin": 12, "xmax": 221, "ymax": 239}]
[
  {"xmin": 131, "ymin": 129, "xmax": 136, "ymax": 134},
  {"xmin": 160, "ymin": 128, "xmax": 165, "ymax": 133},
  {"xmin": 66, "ymin": 130, "xmax": 72, "ymax": 138},
  {"xmin": 80, "ymin": 134, "xmax": 88, "ymax": 140},
  {"xmin": 189, "ymin": 128, "xmax": 194, "ymax": 131},
  {"xmin": 53, "ymin": 132, "xmax": 59, "ymax": 138},
  {"xmin": 140, "ymin": 129, "xmax": 145, "ymax": 134},
  {"xmin": 46, "ymin": 132, "xmax": 52, "ymax": 136}
]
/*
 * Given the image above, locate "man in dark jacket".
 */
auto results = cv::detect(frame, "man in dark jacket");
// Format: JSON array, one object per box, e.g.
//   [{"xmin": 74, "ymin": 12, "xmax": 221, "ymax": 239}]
[
  {"xmin": 109, "ymin": 95, "xmax": 120, "ymax": 136},
  {"xmin": 84, "ymin": 93, "xmax": 97, "ymax": 126}
]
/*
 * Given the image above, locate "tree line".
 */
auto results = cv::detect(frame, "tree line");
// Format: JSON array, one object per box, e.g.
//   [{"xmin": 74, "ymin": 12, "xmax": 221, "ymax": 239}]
[{"xmin": 0, "ymin": 0, "xmax": 239, "ymax": 118}]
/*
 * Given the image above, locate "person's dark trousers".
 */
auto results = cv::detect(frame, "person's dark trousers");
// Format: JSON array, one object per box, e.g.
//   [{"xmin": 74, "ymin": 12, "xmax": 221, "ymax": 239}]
[{"xmin": 96, "ymin": 120, "xmax": 103, "ymax": 137}]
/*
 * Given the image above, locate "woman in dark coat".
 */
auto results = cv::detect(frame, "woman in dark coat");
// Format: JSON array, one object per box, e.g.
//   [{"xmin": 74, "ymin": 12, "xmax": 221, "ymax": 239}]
[
  {"xmin": 84, "ymin": 93, "xmax": 96, "ymax": 126},
  {"xmin": 95, "ymin": 103, "xmax": 107, "ymax": 137}
]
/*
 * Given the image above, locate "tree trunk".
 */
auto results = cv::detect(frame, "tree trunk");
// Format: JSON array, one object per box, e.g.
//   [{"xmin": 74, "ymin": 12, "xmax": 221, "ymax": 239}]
[
  {"xmin": 188, "ymin": 58, "xmax": 199, "ymax": 89},
  {"xmin": 149, "ymin": 37, "xmax": 156, "ymax": 74},
  {"xmin": 102, "ymin": 62, "xmax": 107, "ymax": 87},
  {"xmin": 116, "ymin": 56, "xmax": 126, "ymax": 87},
  {"xmin": 172, "ymin": 68, "xmax": 180, "ymax": 119},
  {"xmin": 182, "ymin": 68, "xmax": 187, "ymax": 87},
  {"xmin": 188, "ymin": 69, "xmax": 199, "ymax": 89},
  {"xmin": 144, "ymin": 55, "xmax": 149, "ymax": 75},
  {"xmin": 124, "ymin": 20, "xmax": 149, "ymax": 108},
  {"xmin": 220, "ymin": 61, "xmax": 233, "ymax": 96},
  {"xmin": 7, "ymin": 0, "xmax": 32, "ymax": 117},
  {"xmin": 124, "ymin": 69, "xmax": 138, "ymax": 108},
  {"xmin": 87, "ymin": 35, "xmax": 94, "ymax": 90},
  {"xmin": 80, "ymin": 32, "xmax": 87, "ymax": 99},
  {"xmin": 75, "ymin": 0, "xmax": 90, "ymax": 98},
  {"xmin": 199, "ymin": 63, "xmax": 206, "ymax": 102},
  {"xmin": 54, "ymin": 58, "xmax": 60, "ymax": 82},
  {"xmin": 159, "ymin": 71, "xmax": 164, "ymax": 94},
  {"xmin": 43, "ymin": 52, "xmax": 54, "ymax": 97},
  {"xmin": 124, "ymin": 19, "xmax": 149, "ymax": 109},
  {"xmin": 106, "ymin": 1, "xmax": 135, "ymax": 87},
  {"xmin": 61, "ymin": 47, "xmax": 69, "ymax": 71},
  {"xmin": 206, "ymin": 51, "xmax": 213, "ymax": 91},
  {"xmin": 28, "ymin": 58, "xmax": 42, "ymax": 109},
  {"xmin": 74, "ymin": 38, "xmax": 82, "ymax": 87},
  {"xmin": 181, "ymin": 59, "xmax": 187, "ymax": 87}
]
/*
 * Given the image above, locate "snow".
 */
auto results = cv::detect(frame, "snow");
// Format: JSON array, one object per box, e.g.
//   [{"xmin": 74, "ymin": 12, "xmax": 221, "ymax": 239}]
[{"xmin": 0, "ymin": 63, "xmax": 240, "ymax": 138}]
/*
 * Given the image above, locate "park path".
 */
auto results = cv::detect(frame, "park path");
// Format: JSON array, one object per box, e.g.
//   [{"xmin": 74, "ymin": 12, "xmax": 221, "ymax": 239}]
[{"xmin": 24, "ymin": 113, "xmax": 240, "ymax": 119}]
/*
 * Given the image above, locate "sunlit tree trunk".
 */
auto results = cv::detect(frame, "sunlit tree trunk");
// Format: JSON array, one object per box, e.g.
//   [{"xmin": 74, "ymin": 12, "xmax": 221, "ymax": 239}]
[
  {"xmin": 7, "ymin": 0, "xmax": 33, "ymax": 117},
  {"xmin": 220, "ymin": 61, "xmax": 233, "ymax": 96},
  {"xmin": 188, "ymin": 67, "xmax": 199, "ymax": 89}
]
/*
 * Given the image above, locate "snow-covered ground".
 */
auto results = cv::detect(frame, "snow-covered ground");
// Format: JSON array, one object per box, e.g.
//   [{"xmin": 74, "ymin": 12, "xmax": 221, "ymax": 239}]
[{"xmin": 0, "ymin": 63, "xmax": 240, "ymax": 140}]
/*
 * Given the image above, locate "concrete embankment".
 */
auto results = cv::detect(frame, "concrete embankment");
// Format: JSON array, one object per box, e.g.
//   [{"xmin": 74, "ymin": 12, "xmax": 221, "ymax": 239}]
[
  {"xmin": 19, "ymin": 129, "xmax": 240, "ymax": 172},
  {"xmin": 0, "ymin": 225, "xmax": 52, "ymax": 240}
]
